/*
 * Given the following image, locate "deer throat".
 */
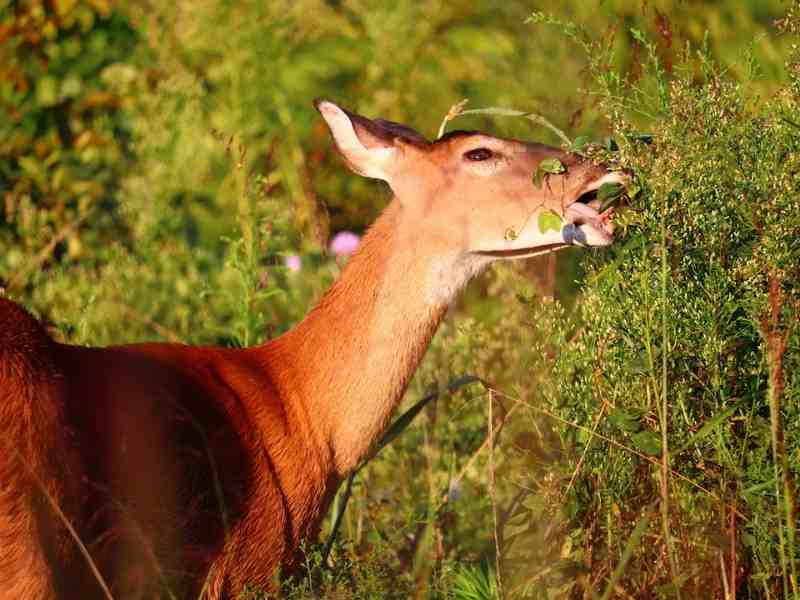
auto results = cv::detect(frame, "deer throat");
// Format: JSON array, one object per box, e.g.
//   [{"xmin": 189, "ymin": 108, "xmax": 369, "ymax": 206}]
[{"xmin": 267, "ymin": 200, "xmax": 454, "ymax": 475}]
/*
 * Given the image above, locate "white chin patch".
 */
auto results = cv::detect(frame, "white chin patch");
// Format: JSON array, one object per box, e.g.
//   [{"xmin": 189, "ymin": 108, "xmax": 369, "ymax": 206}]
[{"xmin": 425, "ymin": 254, "xmax": 492, "ymax": 307}]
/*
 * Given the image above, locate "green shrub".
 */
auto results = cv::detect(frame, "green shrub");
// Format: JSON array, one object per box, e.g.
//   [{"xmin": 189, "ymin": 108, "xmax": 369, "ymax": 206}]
[
  {"xmin": 1, "ymin": 0, "xmax": 137, "ymax": 287},
  {"xmin": 520, "ymin": 11, "xmax": 800, "ymax": 598}
]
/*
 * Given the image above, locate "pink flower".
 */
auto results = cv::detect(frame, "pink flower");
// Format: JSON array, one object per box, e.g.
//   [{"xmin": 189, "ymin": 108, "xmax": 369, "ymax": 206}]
[
  {"xmin": 329, "ymin": 231, "xmax": 360, "ymax": 256},
  {"xmin": 284, "ymin": 255, "xmax": 301, "ymax": 272}
]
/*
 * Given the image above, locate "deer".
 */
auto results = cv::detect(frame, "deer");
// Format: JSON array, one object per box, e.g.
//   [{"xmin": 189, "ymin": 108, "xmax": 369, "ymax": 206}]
[{"xmin": 0, "ymin": 99, "xmax": 626, "ymax": 599}]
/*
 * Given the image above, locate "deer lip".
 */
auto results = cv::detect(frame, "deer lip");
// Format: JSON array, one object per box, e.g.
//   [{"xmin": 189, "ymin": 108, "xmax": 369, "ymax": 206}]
[
  {"xmin": 475, "ymin": 203, "xmax": 615, "ymax": 258},
  {"xmin": 564, "ymin": 201, "xmax": 615, "ymax": 245},
  {"xmin": 562, "ymin": 171, "xmax": 629, "ymax": 245}
]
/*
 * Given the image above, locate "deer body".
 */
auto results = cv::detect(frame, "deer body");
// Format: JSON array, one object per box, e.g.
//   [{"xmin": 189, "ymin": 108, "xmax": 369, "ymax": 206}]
[{"xmin": 0, "ymin": 101, "xmax": 624, "ymax": 599}]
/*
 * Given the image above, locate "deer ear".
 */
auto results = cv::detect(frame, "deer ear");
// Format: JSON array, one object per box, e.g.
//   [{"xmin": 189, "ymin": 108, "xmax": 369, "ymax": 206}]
[{"xmin": 315, "ymin": 99, "xmax": 427, "ymax": 182}]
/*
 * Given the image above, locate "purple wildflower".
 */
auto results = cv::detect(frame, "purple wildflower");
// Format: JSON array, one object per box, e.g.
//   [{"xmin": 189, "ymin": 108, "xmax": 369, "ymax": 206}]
[
  {"xmin": 329, "ymin": 231, "xmax": 360, "ymax": 257},
  {"xmin": 284, "ymin": 255, "xmax": 301, "ymax": 272}
]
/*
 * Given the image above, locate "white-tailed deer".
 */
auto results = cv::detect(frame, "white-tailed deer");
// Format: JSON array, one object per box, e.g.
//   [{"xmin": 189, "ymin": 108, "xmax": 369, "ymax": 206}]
[{"xmin": 0, "ymin": 100, "xmax": 625, "ymax": 599}]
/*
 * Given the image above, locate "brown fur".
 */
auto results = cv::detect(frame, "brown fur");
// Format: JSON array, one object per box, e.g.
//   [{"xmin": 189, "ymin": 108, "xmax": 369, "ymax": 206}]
[
  {"xmin": 0, "ymin": 102, "xmax": 621, "ymax": 598},
  {"xmin": 0, "ymin": 207, "xmax": 444, "ymax": 599}
]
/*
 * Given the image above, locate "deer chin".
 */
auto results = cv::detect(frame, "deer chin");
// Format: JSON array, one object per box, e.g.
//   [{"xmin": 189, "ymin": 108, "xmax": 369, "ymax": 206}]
[{"xmin": 473, "ymin": 243, "xmax": 569, "ymax": 260}]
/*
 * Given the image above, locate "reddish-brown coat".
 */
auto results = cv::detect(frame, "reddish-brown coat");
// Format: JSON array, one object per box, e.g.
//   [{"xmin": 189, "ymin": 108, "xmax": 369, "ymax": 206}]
[{"xmin": 0, "ymin": 204, "xmax": 444, "ymax": 599}]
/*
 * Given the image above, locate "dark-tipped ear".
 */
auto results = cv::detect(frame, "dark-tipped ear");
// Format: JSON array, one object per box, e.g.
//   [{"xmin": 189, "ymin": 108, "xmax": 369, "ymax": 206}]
[{"xmin": 315, "ymin": 99, "xmax": 427, "ymax": 182}]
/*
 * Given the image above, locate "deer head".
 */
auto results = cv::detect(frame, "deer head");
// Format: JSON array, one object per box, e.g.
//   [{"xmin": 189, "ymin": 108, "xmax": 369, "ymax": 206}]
[{"xmin": 315, "ymin": 100, "xmax": 626, "ymax": 266}]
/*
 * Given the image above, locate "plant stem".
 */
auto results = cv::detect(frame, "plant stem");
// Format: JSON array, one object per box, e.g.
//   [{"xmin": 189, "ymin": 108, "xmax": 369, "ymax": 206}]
[
  {"xmin": 488, "ymin": 389, "xmax": 504, "ymax": 600},
  {"xmin": 764, "ymin": 274, "xmax": 798, "ymax": 598},
  {"xmin": 659, "ymin": 200, "xmax": 681, "ymax": 599}
]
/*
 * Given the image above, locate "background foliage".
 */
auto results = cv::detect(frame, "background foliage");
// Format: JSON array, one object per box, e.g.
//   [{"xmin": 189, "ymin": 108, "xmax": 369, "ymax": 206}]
[{"xmin": 2, "ymin": 0, "xmax": 799, "ymax": 598}]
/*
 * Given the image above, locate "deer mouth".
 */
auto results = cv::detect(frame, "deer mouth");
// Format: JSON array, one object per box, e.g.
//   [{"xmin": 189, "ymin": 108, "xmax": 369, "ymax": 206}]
[
  {"xmin": 562, "ymin": 172, "xmax": 627, "ymax": 247},
  {"xmin": 475, "ymin": 171, "xmax": 629, "ymax": 259}
]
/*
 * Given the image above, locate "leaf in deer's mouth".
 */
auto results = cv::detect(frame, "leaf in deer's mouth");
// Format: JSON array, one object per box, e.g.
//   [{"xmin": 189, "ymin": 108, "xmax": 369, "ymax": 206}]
[{"xmin": 597, "ymin": 182, "xmax": 626, "ymax": 211}]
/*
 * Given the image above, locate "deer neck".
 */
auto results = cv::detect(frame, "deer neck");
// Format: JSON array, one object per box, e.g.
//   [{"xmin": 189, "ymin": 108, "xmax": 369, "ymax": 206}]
[{"xmin": 266, "ymin": 199, "xmax": 476, "ymax": 475}]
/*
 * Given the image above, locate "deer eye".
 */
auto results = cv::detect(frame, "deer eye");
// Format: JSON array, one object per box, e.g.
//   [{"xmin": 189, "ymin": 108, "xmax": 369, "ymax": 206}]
[{"xmin": 464, "ymin": 148, "xmax": 493, "ymax": 161}]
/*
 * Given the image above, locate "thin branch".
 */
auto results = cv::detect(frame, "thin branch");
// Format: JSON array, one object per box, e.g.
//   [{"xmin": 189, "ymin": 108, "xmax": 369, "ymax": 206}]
[
  {"xmin": 8, "ymin": 210, "xmax": 94, "ymax": 291},
  {"xmin": 660, "ymin": 205, "xmax": 682, "ymax": 599},
  {"xmin": 435, "ymin": 402, "xmax": 519, "ymax": 515},
  {"xmin": 436, "ymin": 102, "xmax": 572, "ymax": 147},
  {"xmin": 116, "ymin": 302, "xmax": 184, "ymax": 343},
  {"xmin": 563, "ymin": 400, "xmax": 607, "ymax": 501}
]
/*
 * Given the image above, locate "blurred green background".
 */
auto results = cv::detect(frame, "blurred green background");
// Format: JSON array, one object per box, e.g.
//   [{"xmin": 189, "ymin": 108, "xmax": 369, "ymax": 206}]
[
  {"xmin": 2, "ymin": 1, "xmax": 799, "ymax": 598},
  {"xmin": 2, "ymin": 0, "xmax": 791, "ymax": 339}
]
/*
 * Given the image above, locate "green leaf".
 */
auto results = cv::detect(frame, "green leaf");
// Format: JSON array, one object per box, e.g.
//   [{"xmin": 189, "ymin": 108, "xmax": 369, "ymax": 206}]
[
  {"xmin": 630, "ymin": 28, "xmax": 647, "ymax": 44},
  {"xmin": 504, "ymin": 227, "xmax": 518, "ymax": 241},
  {"xmin": 743, "ymin": 479, "xmax": 776, "ymax": 497},
  {"xmin": 597, "ymin": 182, "xmax": 625, "ymax": 211},
  {"xmin": 451, "ymin": 564, "xmax": 497, "ymax": 600},
  {"xmin": 608, "ymin": 407, "xmax": 644, "ymax": 433},
  {"xmin": 599, "ymin": 507, "xmax": 653, "ymax": 600},
  {"xmin": 539, "ymin": 157, "xmax": 566, "ymax": 174},
  {"xmin": 372, "ymin": 375, "xmax": 482, "ymax": 458},
  {"xmin": 18, "ymin": 157, "xmax": 49, "ymax": 189},
  {"xmin": 781, "ymin": 117, "xmax": 800, "ymax": 131},
  {"xmin": 569, "ymin": 136, "xmax": 591, "ymax": 153},
  {"xmin": 36, "ymin": 76, "xmax": 59, "ymax": 107},
  {"xmin": 674, "ymin": 401, "xmax": 742, "ymax": 455},
  {"xmin": 537, "ymin": 210, "xmax": 562, "ymax": 234},
  {"xmin": 598, "ymin": 182, "xmax": 624, "ymax": 202},
  {"xmin": 631, "ymin": 431, "xmax": 661, "ymax": 456},
  {"xmin": 532, "ymin": 158, "xmax": 566, "ymax": 187}
]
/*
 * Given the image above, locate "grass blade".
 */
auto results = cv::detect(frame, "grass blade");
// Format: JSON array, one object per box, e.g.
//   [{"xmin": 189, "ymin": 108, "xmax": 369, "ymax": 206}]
[
  {"xmin": 674, "ymin": 401, "xmax": 742, "ymax": 456},
  {"xmin": 599, "ymin": 507, "xmax": 653, "ymax": 600}
]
